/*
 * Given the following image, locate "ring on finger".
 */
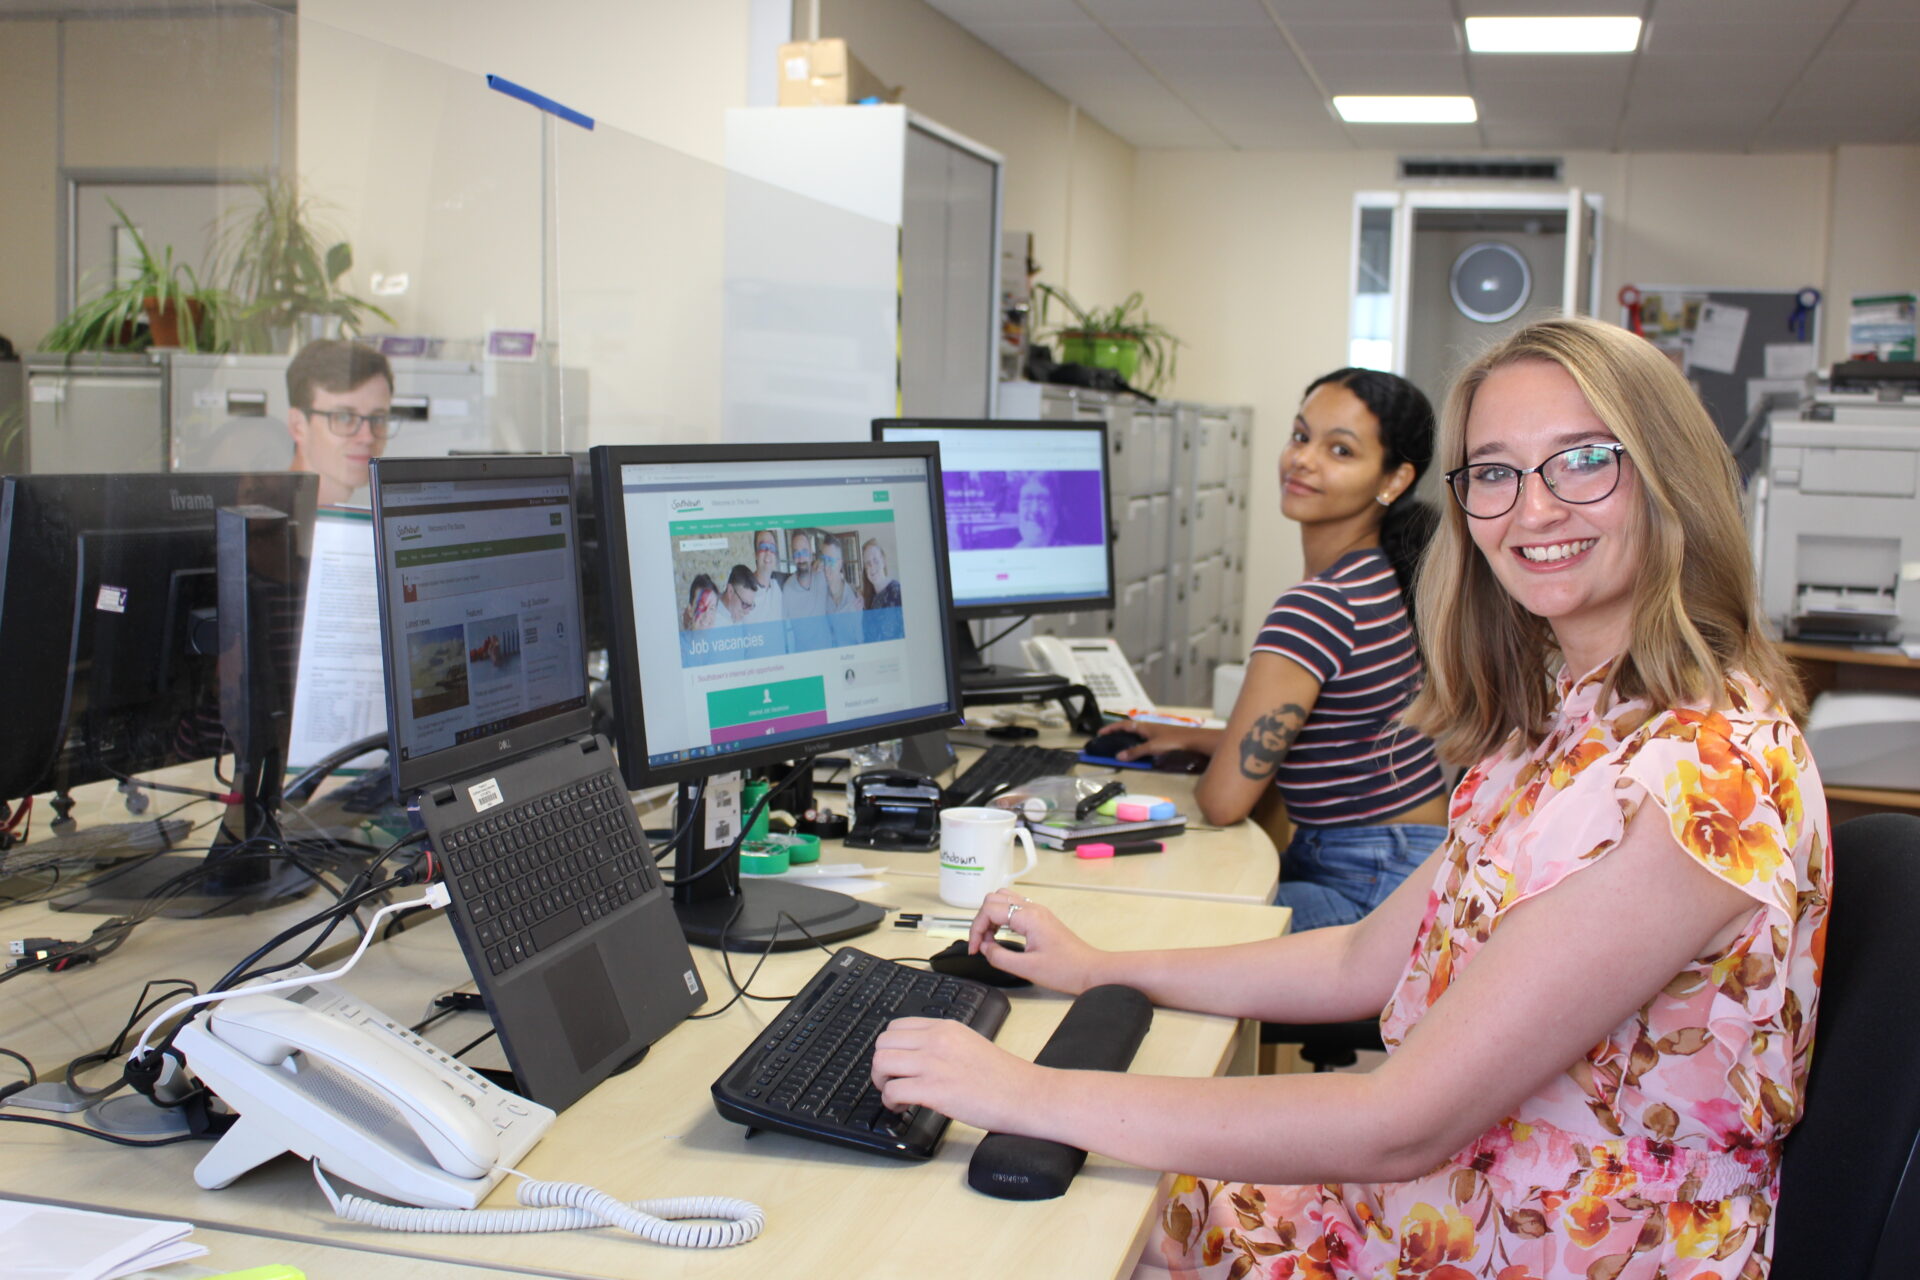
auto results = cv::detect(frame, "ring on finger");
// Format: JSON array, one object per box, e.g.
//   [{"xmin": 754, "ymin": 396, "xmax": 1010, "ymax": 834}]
[{"xmin": 1006, "ymin": 903, "xmax": 1022, "ymax": 924}]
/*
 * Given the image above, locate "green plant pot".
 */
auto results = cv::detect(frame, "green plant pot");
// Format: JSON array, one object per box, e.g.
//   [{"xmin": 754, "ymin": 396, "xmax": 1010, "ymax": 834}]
[{"xmin": 1059, "ymin": 333, "xmax": 1142, "ymax": 383}]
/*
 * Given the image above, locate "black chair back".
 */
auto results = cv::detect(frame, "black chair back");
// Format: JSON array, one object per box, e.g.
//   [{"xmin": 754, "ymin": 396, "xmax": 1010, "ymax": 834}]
[{"xmin": 1774, "ymin": 812, "xmax": 1920, "ymax": 1279}]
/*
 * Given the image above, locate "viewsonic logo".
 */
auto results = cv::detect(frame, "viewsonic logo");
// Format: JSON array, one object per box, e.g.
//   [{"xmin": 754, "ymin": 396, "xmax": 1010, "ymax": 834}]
[{"xmin": 169, "ymin": 491, "xmax": 214, "ymax": 512}]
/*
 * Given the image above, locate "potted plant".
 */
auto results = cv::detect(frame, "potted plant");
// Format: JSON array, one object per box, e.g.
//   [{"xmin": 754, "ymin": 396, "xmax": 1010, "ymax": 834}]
[
  {"xmin": 41, "ymin": 199, "xmax": 235, "ymax": 354},
  {"xmin": 212, "ymin": 176, "xmax": 391, "ymax": 354},
  {"xmin": 1034, "ymin": 282, "xmax": 1181, "ymax": 394}
]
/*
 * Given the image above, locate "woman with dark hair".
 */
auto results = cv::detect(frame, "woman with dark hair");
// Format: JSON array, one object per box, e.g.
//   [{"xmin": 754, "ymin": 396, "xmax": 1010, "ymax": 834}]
[{"xmin": 1118, "ymin": 367, "xmax": 1446, "ymax": 928}]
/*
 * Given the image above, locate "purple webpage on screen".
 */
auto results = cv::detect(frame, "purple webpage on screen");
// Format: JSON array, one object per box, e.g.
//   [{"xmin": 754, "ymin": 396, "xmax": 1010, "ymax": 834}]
[{"xmin": 945, "ymin": 470, "xmax": 1103, "ymax": 551}]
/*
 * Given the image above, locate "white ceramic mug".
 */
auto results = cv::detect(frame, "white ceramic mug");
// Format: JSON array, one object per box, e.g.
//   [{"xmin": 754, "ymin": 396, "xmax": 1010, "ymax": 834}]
[{"xmin": 938, "ymin": 806, "xmax": 1038, "ymax": 909}]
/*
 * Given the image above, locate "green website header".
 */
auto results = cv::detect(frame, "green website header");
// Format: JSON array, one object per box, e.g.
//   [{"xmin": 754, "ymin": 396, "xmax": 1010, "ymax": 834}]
[{"xmin": 670, "ymin": 510, "xmax": 895, "ymax": 536}]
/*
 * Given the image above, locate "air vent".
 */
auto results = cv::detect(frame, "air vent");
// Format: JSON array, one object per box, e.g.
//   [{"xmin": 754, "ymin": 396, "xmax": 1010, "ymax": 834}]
[{"xmin": 1399, "ymin": 156, "xmax": 1563, "ymax": 182}]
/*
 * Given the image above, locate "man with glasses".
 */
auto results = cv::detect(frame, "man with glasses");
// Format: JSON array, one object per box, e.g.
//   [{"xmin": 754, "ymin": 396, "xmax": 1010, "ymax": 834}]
[
  {"xmin": 782, "ymin": 528, "xmax": 832, "ymax": 652},
  {"xmin": 285, "ymin": 339, "xmax": 397, "ymax": 507}
]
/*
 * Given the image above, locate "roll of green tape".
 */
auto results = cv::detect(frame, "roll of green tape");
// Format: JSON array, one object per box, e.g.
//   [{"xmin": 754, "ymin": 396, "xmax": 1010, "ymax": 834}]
[
  {"xmin": 738, "ymin": 839, "xmax": 790, "ymax": 876},
  {"xmin": 767, "ymin": 831, "xmax": 821, "ymax": 864},
  {"xmin": 742, "ymin": 780, "xmax": 771, "ymax": 843}
]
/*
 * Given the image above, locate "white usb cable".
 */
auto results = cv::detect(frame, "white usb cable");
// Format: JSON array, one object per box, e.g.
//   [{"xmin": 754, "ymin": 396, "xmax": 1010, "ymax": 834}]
[{"xmin": 131, "ymin": 883, "xmax": 452, "ymax": 1058}]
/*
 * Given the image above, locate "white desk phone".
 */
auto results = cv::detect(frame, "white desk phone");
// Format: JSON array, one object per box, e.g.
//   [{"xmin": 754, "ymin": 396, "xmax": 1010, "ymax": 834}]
[
  {"xmin": 1023, "ymin": 635, "xmax": 1154, "ymax": 715},
  {"xmin": 174, "ymin": 971, "xmax": 553, "ymax": 1210}
]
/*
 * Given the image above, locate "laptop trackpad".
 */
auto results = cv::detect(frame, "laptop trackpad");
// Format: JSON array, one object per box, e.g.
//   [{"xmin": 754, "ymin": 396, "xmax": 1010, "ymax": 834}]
[{"xmin": 543, "ymin": 944, "xmax": 631, "ymax": 1071}]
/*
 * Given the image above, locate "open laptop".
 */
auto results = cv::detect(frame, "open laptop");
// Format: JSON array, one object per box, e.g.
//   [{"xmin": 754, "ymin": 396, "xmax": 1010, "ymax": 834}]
[{"xmin": 368, "ymin": 453, "xmax": 704, "ymax": 1113}]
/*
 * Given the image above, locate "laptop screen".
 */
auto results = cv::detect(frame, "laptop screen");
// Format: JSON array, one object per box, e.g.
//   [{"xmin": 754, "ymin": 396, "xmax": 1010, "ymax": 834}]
[{"xmin": 371, "ymin": 460, "xmax": 591, "ymax": 791}]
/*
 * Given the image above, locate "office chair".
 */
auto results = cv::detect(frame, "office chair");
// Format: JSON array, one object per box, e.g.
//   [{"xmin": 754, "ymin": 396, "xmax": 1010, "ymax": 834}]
[
  {"xmin": 1772, "ymin": 812, "xmax": 1920, "ymax": 1280},
  {"xmin": 1259, "ymin": 1017, "xmax": 1383, "ymax": 1071}
]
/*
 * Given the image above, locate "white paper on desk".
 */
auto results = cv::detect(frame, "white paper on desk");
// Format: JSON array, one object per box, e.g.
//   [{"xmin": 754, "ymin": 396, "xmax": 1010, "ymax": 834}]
[
  {"xmin": 789, "ymin": 875, "xmax": 887, "ymax": 895},
  {"xmin": 0, "ymin": 1199, "xmax": 206, "ymax": 1280},
  {"xmin": 286, "ymin": 509, "xmax": 387, "ymax": 771},
  {"xmin": 1764, "ymin": 342, "xmax": 1817, "ymax": 379},
  {"xmin": 1690, "ymin": 301, "xmax": 1749, "ymax": 375}
]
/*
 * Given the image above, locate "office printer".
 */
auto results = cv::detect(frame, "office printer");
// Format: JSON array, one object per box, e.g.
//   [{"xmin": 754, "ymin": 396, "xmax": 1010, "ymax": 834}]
[
  {"xmin": 1750, "ymin": 363, "xmax": 1920, "ymax": 644},
  {"xmin": 1803, "ymin": 692, "xmax": 1920, "ymax": 791}
]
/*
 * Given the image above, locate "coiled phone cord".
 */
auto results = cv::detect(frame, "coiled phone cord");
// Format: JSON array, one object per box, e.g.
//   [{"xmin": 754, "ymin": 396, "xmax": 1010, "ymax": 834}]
[{"xmin": 315, "ymin": 1163, "xmax": 765, "ymax": 1248}]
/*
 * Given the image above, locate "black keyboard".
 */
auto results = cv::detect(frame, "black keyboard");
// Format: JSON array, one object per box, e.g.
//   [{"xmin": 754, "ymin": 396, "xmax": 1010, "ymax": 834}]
[
  {"xmin": 436, "ymin": 772, "xmax": 654, "ymax": 978},
  {"xmin": 944, "ymin": 744, "xmax": 1080, "ymax": 808},
  {"xmin": 712, "ymin": 947, "xmax": 1011, "ymax": 1159}
]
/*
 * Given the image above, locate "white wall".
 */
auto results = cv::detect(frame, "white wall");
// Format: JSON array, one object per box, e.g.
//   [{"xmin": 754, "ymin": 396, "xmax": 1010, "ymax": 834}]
[
  {"xmin": 301, "ymin": 0, "xmax": 750, "ymax": 167},
  {"xmin": 815, "ymin": 0, "xmax": 1136, "ymax": 317}
]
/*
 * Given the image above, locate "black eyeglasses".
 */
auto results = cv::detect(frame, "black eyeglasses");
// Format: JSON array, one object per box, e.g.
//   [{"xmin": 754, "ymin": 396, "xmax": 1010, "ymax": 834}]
[
  {"xmin": 302, "ymin": 407, "xmax": 398, "ymax": 439},
  {"xmin": 1445, "ymin": 442, "xmax": 1628, "ymax": 519}
]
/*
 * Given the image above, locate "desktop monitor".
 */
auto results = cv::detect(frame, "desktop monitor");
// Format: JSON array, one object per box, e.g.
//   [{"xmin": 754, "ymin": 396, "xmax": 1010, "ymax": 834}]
[
  {"xmin": 0, "ymin": 471, "xmax": 319, "ymax": 914},
  {"xmin": 872, "ymin": 419, "xmax": 1114, "ymax": 688},
  {"xmin": 591, "ymin": 442, "xmax": 963, "ymax": 949}
]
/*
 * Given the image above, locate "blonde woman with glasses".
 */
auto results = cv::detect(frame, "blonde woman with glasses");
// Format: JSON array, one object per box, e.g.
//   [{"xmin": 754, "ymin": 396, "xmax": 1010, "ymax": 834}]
[{"xmin": 872, "ymin": 316, "xmax": 1830, "ymax": 1280}]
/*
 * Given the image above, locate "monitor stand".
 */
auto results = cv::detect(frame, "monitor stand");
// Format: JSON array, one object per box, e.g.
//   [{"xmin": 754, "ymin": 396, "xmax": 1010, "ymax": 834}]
[
  {"xmin": 669, "ymin": 774, "xmax": 883, "ymax": 952},
  {"xmin": 951, "ymin": 618, "xmax": 1072, "ymax": 699}
]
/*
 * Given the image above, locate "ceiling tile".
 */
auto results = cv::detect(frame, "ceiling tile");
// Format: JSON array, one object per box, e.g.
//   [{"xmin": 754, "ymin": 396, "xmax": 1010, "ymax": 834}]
[
  {"xmin": 1284, "ymin": 20, "xmax": 1461, "ymax": 55},
  {"xmin": 1651, "ymin": 0, "xmax": 1851, "ymax": 20},
  {"xmin": 1337, "ymin": 122, "xmax": 1484, "ymax": 152},
  {"xmin": 1262, "ymin": 0, "xmax": 1455, "ymax": 21},
  {"xmin": 1306, "ymin": 52, "xmax": 1470, "ymax": 95},
  {"xmin": 1642, "ymin": 18, "xmax": 1841, "ymax": 57},
  {"xmin": 1824, "ymin": 20, "xmax": 1920, "ymax": 54},
  {"xmin": 1106, "ymin": 22, "xmax": 1290, "ymax": 54},
  {"xmin": 1459, "ymin": 0, "xmax": 1641, "ymax": 14},
  {"xmin": 926, "ymin": 0, "xmax": 1089, "ymax": 25},
  {"xmin": 965, "ymin": 21, "xmax": 1126, "ymax": 56},
  {"xmin": 1081, "ymin": 0, "xmax": 1271, "ymax": 23},
  {"xmin": 1631, "ymin": 52, "xmax": 1812, "ymax": 97}
]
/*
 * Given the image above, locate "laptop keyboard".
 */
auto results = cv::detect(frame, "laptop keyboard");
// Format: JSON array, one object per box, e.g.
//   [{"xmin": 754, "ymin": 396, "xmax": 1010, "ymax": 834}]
[
  {"xmin": 437, "ymin": 772, "xmax": 655, "ymax": 977},
  {"xmin": 712, "ymin": 947, "xmax": 1010, "ymax": 1159}
]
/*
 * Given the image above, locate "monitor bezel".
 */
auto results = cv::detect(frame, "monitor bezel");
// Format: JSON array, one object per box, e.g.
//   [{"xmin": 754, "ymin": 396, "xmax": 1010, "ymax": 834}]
[
  {"xmin": 368, "ymin": 453, "xmax": 594, "ymax": 799},
  {"xmin": 591, "ymin": 441, "xmax": 965, "ymax": 789},
  {"xmin": 871, "ymin": 418, "xmax": 1117, "ymax": 620}
]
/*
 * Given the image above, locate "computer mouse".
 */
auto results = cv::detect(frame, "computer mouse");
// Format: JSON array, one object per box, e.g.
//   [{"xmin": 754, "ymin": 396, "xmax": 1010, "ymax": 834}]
[
  {"xmin": 1082, "ymin": 728, "xmax": 1147, "ymax": 760},
  {"xmin": 928, "ymin": 938, "xmax": 1031, "ymax": 988}
]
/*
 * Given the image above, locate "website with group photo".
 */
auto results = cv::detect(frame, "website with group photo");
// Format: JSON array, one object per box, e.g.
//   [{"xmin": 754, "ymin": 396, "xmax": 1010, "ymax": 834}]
[
  {"xmin": 375, "ymin": 477, "xmax": 588, "ymax": 765},
  {"xmin": 615, "ymin": 455, "xmax": 954, "ymax": 770},
  {"xmin": 878, "ymin": 425, "xmax": 1110, "ymax": 608}
]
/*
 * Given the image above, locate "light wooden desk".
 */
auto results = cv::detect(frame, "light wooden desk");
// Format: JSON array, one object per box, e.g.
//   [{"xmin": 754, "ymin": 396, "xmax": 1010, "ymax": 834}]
[
  {"xmin": 2, "ymin": 878, "xmax": 1289, "ymax": 1280},
  {"xmin": 126, "ymin": 1222, "xmax": 546, "ymax": 1278},
  {"xmin": 800, "ymin": 731, "xmax": 1282, "ymax": 905}
]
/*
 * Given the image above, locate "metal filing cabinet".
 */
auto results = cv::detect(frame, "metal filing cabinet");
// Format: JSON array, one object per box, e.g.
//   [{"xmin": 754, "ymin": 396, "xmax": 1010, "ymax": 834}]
[{"xmin": 1000, "ymin": 383, "xmax": 1252, "ymax": 706}]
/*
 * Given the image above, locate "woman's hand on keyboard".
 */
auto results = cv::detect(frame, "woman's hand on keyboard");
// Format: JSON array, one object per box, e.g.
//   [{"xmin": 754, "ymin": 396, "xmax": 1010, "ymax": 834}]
[
  {"xmin": 870, "ymin": 1017, "xmax": 1035, "ymax": 1134},
  {"xmin": 969, "ymin": 891, "xmax": 1108, "ymax": 995}
]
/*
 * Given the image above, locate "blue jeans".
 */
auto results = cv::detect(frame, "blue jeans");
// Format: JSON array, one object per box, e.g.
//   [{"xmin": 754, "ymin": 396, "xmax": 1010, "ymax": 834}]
[{"xmin": 1274, "ymin": 823, "xmax": 1447, "ymax": 931}]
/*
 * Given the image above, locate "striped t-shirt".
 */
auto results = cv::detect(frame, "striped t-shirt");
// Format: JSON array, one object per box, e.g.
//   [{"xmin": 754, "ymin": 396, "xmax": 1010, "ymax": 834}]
[{"xmin": 1252, "ymin": 548, "xmax": 1444, "ymax": 827}]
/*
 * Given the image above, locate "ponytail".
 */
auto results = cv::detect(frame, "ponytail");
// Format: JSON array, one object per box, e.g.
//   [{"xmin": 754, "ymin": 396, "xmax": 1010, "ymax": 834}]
[{"xmin": 1379, "ymin": 498, "xmax": 1439, "ymax": 602}]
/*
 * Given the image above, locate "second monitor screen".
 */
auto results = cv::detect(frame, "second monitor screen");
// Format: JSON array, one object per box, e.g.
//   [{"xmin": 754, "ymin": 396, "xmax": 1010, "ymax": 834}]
[
  {"xmin": 608, "ymin": 453, "xmax": 954, "ymax": 773},
  {"xmin": 874, "ymin": 421, "xmax": 1112, "ymax": 614}
]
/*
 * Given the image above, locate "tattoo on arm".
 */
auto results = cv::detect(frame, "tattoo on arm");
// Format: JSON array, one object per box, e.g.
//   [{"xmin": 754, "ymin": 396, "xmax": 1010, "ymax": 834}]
[{"xmin": 1238, "ymin": 705, "xmax": 1306, "ymax": 780}]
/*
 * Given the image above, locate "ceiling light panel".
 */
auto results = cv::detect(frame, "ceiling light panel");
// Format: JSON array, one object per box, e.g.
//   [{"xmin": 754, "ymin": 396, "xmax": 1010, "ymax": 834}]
[
  {"xmin": 1465, "ymin": 16, "xmax": 1642, "ymax": 53},
  {"xmin": 1333, "ymin": 96, "xmax": 1478, "ymax": 123}
]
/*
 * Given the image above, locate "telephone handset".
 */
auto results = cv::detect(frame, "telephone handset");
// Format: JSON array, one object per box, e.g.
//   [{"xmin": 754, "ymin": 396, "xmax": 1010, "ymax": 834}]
[
  {"xmin": 175, "ymin": 970, "xmax": 554, "ymax": 1210},
  {"xmin": 1023, "ymin": 635, "xmax": 1155, "ymax": 715}
]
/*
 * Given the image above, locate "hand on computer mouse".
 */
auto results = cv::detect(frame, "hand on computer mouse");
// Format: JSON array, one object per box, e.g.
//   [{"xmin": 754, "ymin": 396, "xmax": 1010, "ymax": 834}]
[
  {"xmin": 1108, "ymin": 719, "xmax": 1210, "ymax": 763},
  {"xmin": 1081, "ymin": 728, "xmax": 1147, "ymax": 760},
  {"xmin": 928, "ymin": 938, "xmax": 1030, "ymax": 988}
]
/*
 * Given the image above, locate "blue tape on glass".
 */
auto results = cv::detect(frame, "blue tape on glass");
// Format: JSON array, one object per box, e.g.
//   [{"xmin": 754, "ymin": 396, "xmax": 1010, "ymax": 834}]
[{"xmin": 486, "ymin": 75, "xmax": 594, "ymax": 130}]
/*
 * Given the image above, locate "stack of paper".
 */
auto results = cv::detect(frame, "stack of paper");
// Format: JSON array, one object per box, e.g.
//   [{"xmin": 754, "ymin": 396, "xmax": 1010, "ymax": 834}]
[{"xmin": 0, "ymin": 1199, "xmax": 206, "ymax": 1279}]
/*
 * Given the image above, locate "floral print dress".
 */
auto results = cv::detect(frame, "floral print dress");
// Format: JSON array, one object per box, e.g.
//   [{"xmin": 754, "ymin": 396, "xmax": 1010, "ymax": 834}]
[{"xmin": 1151, "ymin": 664, "xmax": 1830, "ymax": 1280}]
